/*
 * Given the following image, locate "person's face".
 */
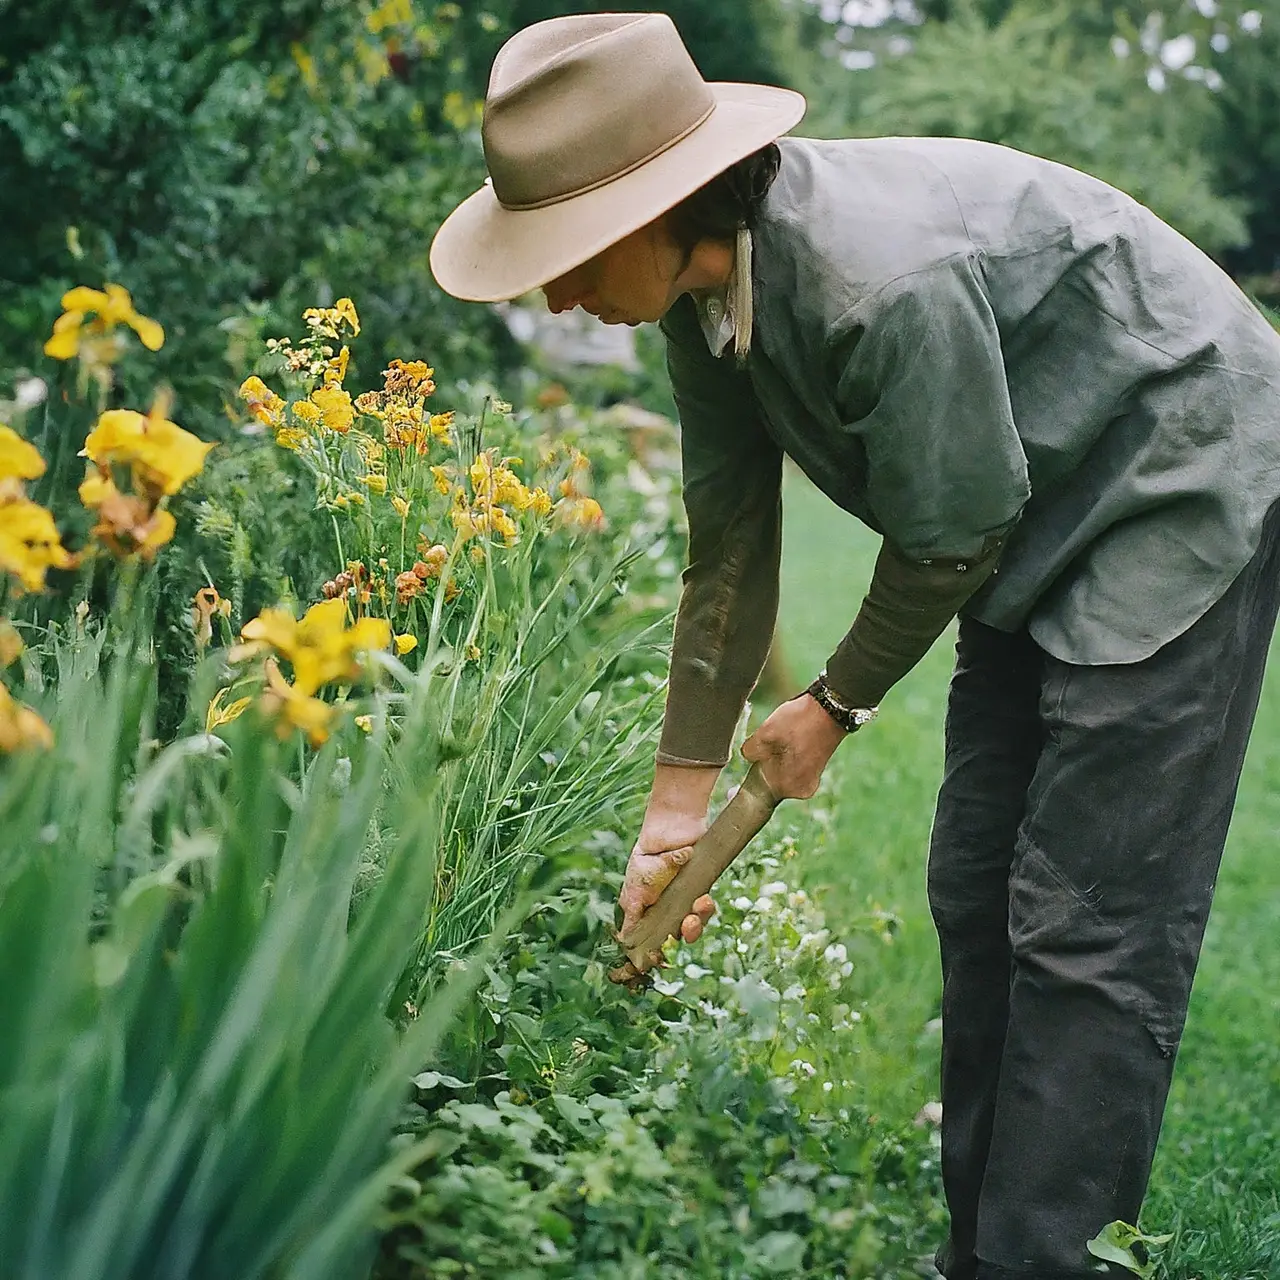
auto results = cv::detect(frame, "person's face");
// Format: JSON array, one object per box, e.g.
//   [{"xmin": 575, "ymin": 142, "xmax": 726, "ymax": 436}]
[{"xmin": 542, "ymin": 219, "xmax": 686, "ymax": 325}]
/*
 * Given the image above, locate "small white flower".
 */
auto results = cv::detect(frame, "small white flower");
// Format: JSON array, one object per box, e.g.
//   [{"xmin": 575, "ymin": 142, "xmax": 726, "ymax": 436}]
[
  {"xmin": 760, "ymin": 880, "xmax": 788, "ymax": 897},
  {"xmin": 1159, "ymin": 33, "xmax": 1196, "ymax": 70},
  {"xmin": 790, "ymin": 1059, "xmax": 817, "ymax": 1077},
  {"xmin": 731, "ymin": 896, "xmax": 754, "ymax": 911},
  {"xmin": 15, "ymin": 377, "xmax": 47, "ymax": 410},
  {"xmin": 823, "ymin": 1081, "xmax": 834, "ymax": 1093},
  {"xmin": 651, "ymin": 976, "xmax": 684, "ymax": 996},
  {"xmin": 823, "ymin": 942, "xmax": 848, "ymax": 966},
  {"xmin": 684, "ymin": 963, "xmax": 712, "ymax": 980}
]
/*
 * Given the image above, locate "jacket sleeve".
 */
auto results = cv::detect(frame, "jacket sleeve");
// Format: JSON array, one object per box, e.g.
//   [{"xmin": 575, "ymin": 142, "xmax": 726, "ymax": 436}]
[
  {"xmin": 657, "ymin": 295, "xmax": 784, "ymax": 768},
  {"xmin": 821, "ymin": 255, "xmax": 1028, "ymax": 706}
]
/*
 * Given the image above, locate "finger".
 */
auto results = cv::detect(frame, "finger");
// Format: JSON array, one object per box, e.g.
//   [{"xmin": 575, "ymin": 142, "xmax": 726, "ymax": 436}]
[
  {"xmin": 741, "ymin": 733, "xmax": 762, "ymax": 762},
  {"xmin": 680, "ymin": 911, "xmax": 704, "ymax": 943},
  {"xmin": 692, "ymin": 894, "xmax": 716, "ymax": 922},
  {"xmin": 645, "ymin": 849, "xmax": 696, "ymax": 901},
  {"xmin": 618, "ymin": 901, "xmax": 644, "ymax": 940}
]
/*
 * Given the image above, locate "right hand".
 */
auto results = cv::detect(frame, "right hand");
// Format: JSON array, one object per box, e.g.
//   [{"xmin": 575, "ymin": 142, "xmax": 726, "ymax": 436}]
[{"xmin": 617, "ymin": 812, "xmax": 717, "ymax": 952}]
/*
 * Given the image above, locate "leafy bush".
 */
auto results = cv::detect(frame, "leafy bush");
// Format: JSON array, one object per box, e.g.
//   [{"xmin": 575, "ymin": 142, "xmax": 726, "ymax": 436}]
[
  {"xmin": 0, "ymin": 0, "xmax": 517, "ymax": 428},
  {"xmin": 376, "ymin": 816, "xmax": 945, "ymax": 1278}
]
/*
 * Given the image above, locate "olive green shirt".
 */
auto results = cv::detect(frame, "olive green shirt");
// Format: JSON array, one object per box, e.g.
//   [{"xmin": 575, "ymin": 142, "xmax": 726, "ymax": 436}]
[{"xmin": 658, "ymin": 135, "xmax": 1280, "ymax": 768}]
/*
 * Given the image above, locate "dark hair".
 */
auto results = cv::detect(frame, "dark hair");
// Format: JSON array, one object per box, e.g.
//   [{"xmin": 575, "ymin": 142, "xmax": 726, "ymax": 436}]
[{"xmin": 667, "ymin": 142, "xmax": 782, "ymax": 253}]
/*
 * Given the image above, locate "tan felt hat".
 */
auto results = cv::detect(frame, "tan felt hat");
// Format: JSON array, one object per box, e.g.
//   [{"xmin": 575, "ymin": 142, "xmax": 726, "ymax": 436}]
[{"xmin": 429, "ymin": 12, "xmax": 806, "ymax": 304}]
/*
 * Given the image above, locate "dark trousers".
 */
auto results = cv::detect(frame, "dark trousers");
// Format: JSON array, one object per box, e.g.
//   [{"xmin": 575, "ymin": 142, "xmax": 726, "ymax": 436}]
[{"xmin": 929, "ymin": 503, "xmax": 1280, "ymax": 1280}]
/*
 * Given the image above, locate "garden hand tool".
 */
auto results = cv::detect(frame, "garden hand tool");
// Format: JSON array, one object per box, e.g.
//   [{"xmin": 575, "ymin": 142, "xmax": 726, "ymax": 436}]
[{"xmin": 610, "ymin": 763, "xmax": 781, "ymax": 986}]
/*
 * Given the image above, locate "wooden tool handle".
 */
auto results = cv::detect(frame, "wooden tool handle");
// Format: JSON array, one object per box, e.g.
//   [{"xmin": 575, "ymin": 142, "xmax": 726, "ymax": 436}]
[{"xmin": 619, "ymin": 763, "xmax": 781, "ymax": 972}]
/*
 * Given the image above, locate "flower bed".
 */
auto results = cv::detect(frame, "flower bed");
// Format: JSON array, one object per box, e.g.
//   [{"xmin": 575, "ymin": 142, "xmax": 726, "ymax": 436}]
[{"xmin": 1, "ymin": 283, "xmax": 941, "ymax": 1278}]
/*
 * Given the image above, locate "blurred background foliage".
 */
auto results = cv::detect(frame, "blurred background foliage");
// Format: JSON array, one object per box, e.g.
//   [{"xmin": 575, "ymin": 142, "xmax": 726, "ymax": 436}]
[{"xmin": 2, "ymin": 0, "xmax": 1276, "ymax": 433}]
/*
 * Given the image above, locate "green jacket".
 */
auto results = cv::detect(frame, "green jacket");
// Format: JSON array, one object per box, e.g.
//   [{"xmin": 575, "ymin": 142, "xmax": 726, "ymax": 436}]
[{"xmin": 658, "ymin": 136, "xmax": 1280, "ymax": 768}]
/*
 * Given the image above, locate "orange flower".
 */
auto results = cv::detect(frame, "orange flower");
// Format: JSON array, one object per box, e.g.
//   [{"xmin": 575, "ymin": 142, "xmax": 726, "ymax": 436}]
[
  {"xmin": 78, "ymin": 474, "xmax": 177, "ymax": 560},
  {"xmin": 395, "ymin": 570, "xmax": 424, "ymax": 605},
  {"xmin": 238, "ymin": 376, "xmax": 285, "ymax": 428},
  {"xmin": 556, "ymin": 496, "xmax": 607, "ymax": 533},
  {"xmin": 192, "ymin": 585, "xmax": 233, "ymax": 652}
]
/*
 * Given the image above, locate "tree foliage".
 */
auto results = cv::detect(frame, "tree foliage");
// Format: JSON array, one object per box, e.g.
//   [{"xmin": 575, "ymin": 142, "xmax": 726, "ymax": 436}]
[
  {"xmin": 0, "ymin": 0, "xmax": 516, "ymax": 422},
  {"xmin": 796, "ymin": 1, "xmax": 1253, "ymax": 259},
  {"xmin": 796, "ymin": 0, "xmax": 1278, "ymax": 284},
  {"xmin": 508, "ymin": 0, "xmax": 798, "ymax": 87}
]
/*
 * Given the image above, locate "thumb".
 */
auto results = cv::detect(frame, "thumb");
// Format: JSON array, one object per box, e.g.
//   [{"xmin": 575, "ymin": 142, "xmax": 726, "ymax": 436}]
[{"xmin": 741, "ymin": 730, "xmax": 765, "ymax": 763}]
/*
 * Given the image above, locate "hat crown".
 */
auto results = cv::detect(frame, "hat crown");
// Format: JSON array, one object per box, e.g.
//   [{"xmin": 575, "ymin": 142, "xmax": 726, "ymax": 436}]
[{"xmin": 483, "ymin": 13, "xmax": 715, "ymax": 211}]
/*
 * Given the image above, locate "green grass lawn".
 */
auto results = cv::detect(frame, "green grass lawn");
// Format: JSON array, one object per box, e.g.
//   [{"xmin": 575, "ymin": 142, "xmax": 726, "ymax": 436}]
[{"xmin": 773, "ymin": 465, "xmax": 1280, "ymax": 1279}]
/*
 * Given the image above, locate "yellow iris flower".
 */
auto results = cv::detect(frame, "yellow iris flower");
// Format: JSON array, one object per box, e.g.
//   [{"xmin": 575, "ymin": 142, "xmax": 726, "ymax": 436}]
[
  {"xmin": 81, "ymin": 405, "xmax": 215, "ymax": 498},
  {"xmin": 43, "ymin": 284, "xmax": 164, "ymax": 361},
  {"xmin": 0, "ymin": 681, "xmax": 53, "ymax": 753},
  {"xmin": 0, "ymin": 621, "xmax": 23, "ymax": 669},
  {"xmin": 275, "ymin": 426, "xmax": 309, "ymax": 451},
  {"xmin": 0, "ymin": 425, "xmax": 46, "ymax": 483},
  {"xmin": 302, "ymin": 297, "xmax": 360, "ymax": 340},
  {"xmin": 77, "ymin": 473, "xmax": 178, "ymax": 560},
  {"xmin": 262, "ymin": 658, "xmax": 334, "ymax": 747},
  {"xmin": 0, "ymin": 494, "xmax": 73, "ymax": 591},
  {"xmin": 238, "ymin": 598, "xmax": 391, "ymax": 696}
]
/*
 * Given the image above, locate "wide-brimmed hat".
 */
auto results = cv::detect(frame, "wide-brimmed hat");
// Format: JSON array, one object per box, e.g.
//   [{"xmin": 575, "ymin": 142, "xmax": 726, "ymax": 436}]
[{"xmin": 429, "ymin": 12, "xmax": 806, "ymax": 303}]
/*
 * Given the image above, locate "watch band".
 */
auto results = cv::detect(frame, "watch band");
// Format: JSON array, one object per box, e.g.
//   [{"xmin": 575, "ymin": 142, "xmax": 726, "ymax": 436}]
[{"xmin": 806, "ymin": 671, "xmax": 879, "ymax": 734}]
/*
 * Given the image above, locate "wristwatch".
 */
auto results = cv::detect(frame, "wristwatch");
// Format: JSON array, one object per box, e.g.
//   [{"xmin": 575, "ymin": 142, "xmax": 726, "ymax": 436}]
[{"xmin": 806, "ymin": 671, "xmax": 879, "ymax": 734}]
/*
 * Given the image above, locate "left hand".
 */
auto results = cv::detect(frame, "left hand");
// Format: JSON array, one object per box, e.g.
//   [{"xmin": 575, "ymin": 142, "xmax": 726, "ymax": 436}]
[{"xmin": 741, "ymin": 693, "xmax": 847, "ymax": 799}]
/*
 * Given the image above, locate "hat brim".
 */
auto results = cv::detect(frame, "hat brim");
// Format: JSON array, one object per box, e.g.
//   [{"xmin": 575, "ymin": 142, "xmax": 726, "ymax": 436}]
[{"xmin": 429, "ymin": 83, "xmax": 806, "ymax": 304}]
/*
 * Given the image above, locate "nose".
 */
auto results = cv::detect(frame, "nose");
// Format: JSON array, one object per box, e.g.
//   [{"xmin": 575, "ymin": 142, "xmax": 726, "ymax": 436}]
[{"xmin": 544, "ymin": 269, "xmax": 594, "ymax": 315}]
